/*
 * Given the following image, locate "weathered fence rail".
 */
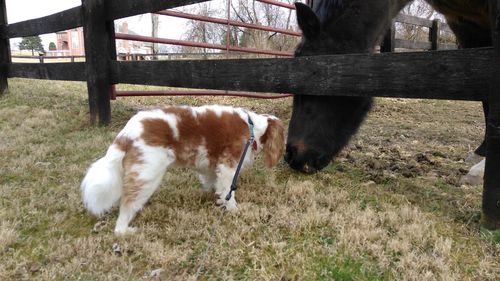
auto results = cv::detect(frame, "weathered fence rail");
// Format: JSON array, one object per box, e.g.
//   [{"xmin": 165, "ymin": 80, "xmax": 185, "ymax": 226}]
[
  {"xmin": 381, "ymin": 13, "xmax": 457, "ymax": 52},
  {"xmin": 9, "ymin": 62, "xmax": 86, "ymax": 81},
  {"xmin": 7, "ymin": 48, "xmax": 490, "ymax": 101},
  {"xmin": 0, "ymin": 0, "xmax": 498, "ymax": 228},
  {"xmin": 2, "ymin": 7, "xmax": 82, "ymax": 39},
  {"xmin": 111, "ymin": 48, "xmax": 491, "ymax": 101}
]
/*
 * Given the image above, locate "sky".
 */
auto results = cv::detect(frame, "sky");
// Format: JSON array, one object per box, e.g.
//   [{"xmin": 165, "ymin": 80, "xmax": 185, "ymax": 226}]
[{"xmin": 5, "ymin": 0, "xmax": 191, "ymax": 51}]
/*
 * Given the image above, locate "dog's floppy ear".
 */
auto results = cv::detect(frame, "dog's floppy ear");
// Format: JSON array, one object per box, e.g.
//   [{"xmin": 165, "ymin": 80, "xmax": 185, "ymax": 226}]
[{"xmin": 260, "ymin": 118, "xmax": 286, "ymax": 168}]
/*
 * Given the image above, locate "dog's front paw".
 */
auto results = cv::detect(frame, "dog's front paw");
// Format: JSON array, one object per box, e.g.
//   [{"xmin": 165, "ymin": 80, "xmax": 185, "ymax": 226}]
[
  {"xmin": 114, "ymin": 226, "xmax": 137, "ymax": 236},
  {"xmin": 225, "ymin": 202, "xmax": 238, "ymax": 211},
  {"xmin": 216, "ymin": 198, "xmax": 238, "ymax": 211}
]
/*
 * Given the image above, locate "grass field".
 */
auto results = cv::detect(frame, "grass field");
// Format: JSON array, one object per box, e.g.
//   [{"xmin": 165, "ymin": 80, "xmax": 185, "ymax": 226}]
[{"xmin": 0, "ymin": 78, "xmax": 499, "ymax": 280}]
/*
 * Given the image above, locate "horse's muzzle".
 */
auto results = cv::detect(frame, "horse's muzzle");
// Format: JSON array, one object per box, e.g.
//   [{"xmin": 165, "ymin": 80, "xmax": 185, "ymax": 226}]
[{"xmin": 285, "ymin": 143, "xmax": 329, "ymax": 174}]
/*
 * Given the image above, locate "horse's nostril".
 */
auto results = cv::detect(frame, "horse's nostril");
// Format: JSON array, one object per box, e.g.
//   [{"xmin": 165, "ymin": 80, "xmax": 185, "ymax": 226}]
[
  {"xmin": 302, "ymin": 163, "xmax": 317, "ymax": 174},
  {"xmin": 303, "ymin": 163, "xmax": 310, "ymax": 173}
]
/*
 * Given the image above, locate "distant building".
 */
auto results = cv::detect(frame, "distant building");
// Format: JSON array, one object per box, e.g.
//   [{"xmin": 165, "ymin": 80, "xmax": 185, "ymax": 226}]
[
  {"xmin": 45, "ymin": 22, "xmax": 153, "ymax": 59},
  {"xmin": 115, "ymin": 22, "xmax": 153, "ymax": 60},
  {"xmin": 47, "ymin": 27, "xmax": 85, "ymax": 56}
]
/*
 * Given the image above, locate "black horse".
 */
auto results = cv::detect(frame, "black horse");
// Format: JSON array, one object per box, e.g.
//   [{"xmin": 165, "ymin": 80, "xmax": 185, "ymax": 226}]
[{"xmin": 285, "ymin": 0, "xmax": 491, "ymax": 174}]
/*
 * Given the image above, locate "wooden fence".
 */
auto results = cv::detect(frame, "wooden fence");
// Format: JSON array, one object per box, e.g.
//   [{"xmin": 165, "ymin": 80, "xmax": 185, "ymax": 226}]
[
  {"xmin": 0, "ymin": 0, "xmax": 499, "ymax": 228},
  {"xmin": 10, "ymin": 11, "xmax": 458, "ymax": 65},
  {"xmin": 381, "ymin": 14, "xmax": 457, "ymax": 52},
  {"xmin": 11, "ymin": 55, "xmax": 85, "ymax": 63}
]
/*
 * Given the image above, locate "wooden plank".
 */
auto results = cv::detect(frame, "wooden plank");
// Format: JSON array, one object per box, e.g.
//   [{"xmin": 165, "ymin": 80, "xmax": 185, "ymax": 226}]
[
  {"xmin": 430, "ymin": 19, "xmax": 440, "ymax": 50},
  {"xmin": 395, "ymin": 13, "xmax": 433, "ymax": 28},
  {"xmin": 82, "ymin": 0, "xmax": 113, "ymax": 125},
  {"xmin": 106, "ymin": 0, "xmax": 210, "ymax": 20},
  {"xmin": 482, "ymin": 0, "xmax": 500, "ymax": 229},
  {"xmin": 8, "ymin": 63, "xmax": 86, "ymax": 81},
  {"xmin": 112, "ymin": 47, "xmax": 492, "ymax": 101},
  {"xmin": 3, "ymin": 7, "xmax": 81, "ymax": 39},
  {"xmin": 394, "ymin": 39, "xmax": 432, "ymax": 50},
  {"xmin": 0, "ymin": 0, "xmax": 9, "ymax": 94}
]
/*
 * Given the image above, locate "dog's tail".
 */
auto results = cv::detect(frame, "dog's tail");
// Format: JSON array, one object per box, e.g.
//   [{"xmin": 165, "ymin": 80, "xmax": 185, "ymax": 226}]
[{"xmin": 81, "ymin": 144, "xmax": 125, "ymax": 216}]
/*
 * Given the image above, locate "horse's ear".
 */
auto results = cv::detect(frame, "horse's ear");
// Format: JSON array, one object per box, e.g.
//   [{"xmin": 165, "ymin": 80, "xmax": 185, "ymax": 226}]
[{"xmin": 295, "ymin": 2, "xmax": 320, "ymax": 40}]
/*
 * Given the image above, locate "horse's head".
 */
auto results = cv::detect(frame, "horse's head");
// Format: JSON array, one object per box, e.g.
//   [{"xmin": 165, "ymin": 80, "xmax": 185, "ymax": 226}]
[
  {"xmin": 285, "ymin": 2, "xmax": 373, "ymax": 173},
  {"xmin": 285, "ymin": 93, "xmax": 373, "ymax": 173}
]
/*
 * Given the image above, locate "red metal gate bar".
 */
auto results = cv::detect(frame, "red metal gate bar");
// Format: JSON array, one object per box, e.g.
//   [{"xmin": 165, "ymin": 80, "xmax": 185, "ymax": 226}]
[
  {"xmin": 115, "ymin": 33, "xmax": 294, "ymax": 57},
  {"xmin": 156, "ymin": 10, "xmax": 301, "ymax": 37},
  {"xmin": 255, "ymin": 0, "xmax": 296, "ymax": 9},
  {"xmin": 226, "ymin": 0, "xmax": 231, "ymax": 58},
  {"xmin": 112, "ymin": 89, "xmax": 293, "ymax": 99},
  {"xmin": 113, "ymin": 0, "xmax": 300, "ymax": 99}
]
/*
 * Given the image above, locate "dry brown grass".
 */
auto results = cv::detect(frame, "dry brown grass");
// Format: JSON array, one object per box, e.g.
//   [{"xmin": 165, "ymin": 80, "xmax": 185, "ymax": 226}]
[{"xmin": 0, "ymin": 78, "xmax": 499, "ymax": 280}]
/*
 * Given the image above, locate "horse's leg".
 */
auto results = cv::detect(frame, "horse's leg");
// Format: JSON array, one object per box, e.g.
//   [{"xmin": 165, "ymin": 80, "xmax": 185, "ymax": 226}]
[
  {"xmin": 444, "ymin": 18, "xmax": 491, "ymax": 184},
  {"xmin": 482, "ymin": 0, "xmax": 500, "ymax": 229},
  {"xmin": 448, "ymin": 18, "xmax": 491, "ymax": 160}
]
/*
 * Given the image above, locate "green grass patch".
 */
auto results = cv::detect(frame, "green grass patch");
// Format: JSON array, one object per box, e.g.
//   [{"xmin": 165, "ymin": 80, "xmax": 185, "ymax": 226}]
[{"xmin": 316, "ymin": 256, "xmax": 386, "ymax": 281}]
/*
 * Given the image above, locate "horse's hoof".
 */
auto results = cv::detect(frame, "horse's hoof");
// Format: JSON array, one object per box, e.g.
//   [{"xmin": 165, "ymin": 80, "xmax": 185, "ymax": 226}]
[
  {"xmin": 465, "ymin": 152, "xmax": 483, "ymax": 163},
  {"xmin": 459, "ymin": 174, "xmax": 483, "ymax": 186},
  {"xmin": 480, "ymin": 216, "xmax": 500, "ymax": 233}
]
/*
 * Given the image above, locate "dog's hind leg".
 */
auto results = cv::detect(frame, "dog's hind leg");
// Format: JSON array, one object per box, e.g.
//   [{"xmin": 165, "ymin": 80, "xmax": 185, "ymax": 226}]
[
  {"xmin": 115, "ymin": 145, "xmax": 173, "ymax": 235},
  {"xmin": 214, "ymin": 164, "xmax": 238, "ymax": 211}
]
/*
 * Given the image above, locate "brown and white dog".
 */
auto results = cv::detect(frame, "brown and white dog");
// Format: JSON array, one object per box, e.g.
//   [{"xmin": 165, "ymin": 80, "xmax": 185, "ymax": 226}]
[{"xmin": 81, "ymin": 105, "xmax": 285, "ymax": 234}]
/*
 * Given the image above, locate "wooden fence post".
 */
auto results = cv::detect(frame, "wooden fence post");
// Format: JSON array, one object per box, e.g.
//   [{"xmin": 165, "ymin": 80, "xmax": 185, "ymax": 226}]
[
  {"xmin": 380, "ymin": 20, "xmax": 395, "ymax": 53},
  {"xmin": 82, "ymin": 0, "xmax": 115, "ymax": 125},
  {"xmin": 483, "ymin": 0, "xmax": 500, "ymax": 229},
  {"xmin": 0, "ymin": 0, "xmax": 10, "ymax": 95},
  {"xmin": 430, "ymin": 19, "xmax": 440, "ymax": 50}
]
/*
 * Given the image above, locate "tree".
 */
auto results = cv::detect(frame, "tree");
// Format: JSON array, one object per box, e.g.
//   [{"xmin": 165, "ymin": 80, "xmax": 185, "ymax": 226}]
[
  {"xmin": 181, "ymin": 3, "xmax": 223, "ymax": 58},
  {"xmin": 229, "ymin": 0, "xmax": 299, "ymax": 55},
  {"xmin": 18, "ymin": 36, "xmax": 44, "ymax": 56},
  {"xmin": 48, "ymin": 42, "xmax": 56, "ymax": 51},
  {"xmin": 181, "ymin": 0, "xmax": 299, "ymax": 58},
  {"xmin": 220, "ymin": 26, "xmax": 239, "ymax": 48}
]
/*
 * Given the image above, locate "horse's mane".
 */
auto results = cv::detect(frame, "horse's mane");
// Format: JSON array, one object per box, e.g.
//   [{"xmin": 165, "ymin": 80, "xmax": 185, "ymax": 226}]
[{"xmin": 315, "ymin": 0, "xmax": 343, "ymax": 23}]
